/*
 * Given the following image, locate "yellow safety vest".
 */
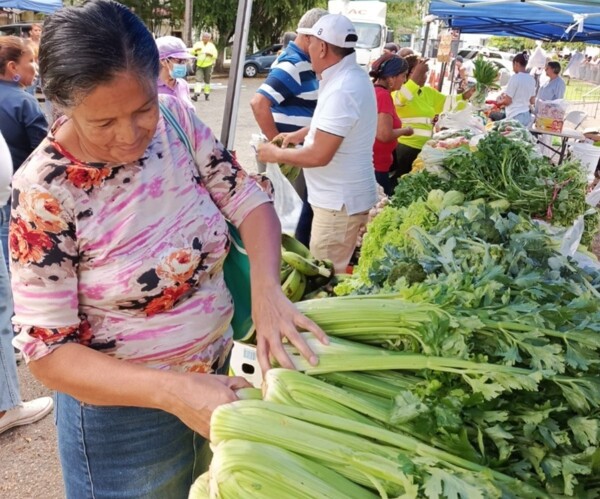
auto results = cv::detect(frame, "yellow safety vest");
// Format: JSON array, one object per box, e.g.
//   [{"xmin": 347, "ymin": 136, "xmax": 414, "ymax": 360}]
[
  {"xmin": 192, "ymin": 41, "xmax": 218, "ymax": 68},
  {"xmin": 392, "ymin": 79, "xmax": 447, "ymax": 150}
]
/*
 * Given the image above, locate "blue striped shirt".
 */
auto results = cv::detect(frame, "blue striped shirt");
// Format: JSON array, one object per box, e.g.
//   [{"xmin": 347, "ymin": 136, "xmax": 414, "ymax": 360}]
[{"xmin": 257, "ymin": 42, "xmax": 318, "ymax": 133}]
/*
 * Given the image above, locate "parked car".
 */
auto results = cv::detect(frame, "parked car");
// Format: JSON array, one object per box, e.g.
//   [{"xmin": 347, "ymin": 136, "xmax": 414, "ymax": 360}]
[
  {"xmin": 0, "ymin": 23, "xmax": 33, "ymax": 37},
  {"xmin": 243, "ymin": 43, "xmax": 282, "ymax": 78}
]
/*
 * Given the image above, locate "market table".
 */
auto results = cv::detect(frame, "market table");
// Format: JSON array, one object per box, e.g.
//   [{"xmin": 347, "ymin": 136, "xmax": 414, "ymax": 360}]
[{"xmin": 528, "ymin": 125, "xmax": 585, "ymax": 164}]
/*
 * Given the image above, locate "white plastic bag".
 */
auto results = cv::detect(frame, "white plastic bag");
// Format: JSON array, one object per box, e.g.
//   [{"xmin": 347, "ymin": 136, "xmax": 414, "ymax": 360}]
[
  {"xmin": 265, "ymin": 162, "xmax": 303, "ymax": 234},
  {"xmin": 435, "ymin": 106, "xmax": 486, "ymax": 134},
  {"xmin": 250, "ymin": 133, "xmax": 303, "ymax": 233}
]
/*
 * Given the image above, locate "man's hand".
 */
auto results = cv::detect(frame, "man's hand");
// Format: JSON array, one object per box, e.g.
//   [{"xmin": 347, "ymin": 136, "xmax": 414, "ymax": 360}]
[
  {"xmin": 256, "ymin": 142, "xmax": 281, "ymax": 164},
  {"xmin": 410, "ymin": 59, "xmax": 429, "ymax": 87}
]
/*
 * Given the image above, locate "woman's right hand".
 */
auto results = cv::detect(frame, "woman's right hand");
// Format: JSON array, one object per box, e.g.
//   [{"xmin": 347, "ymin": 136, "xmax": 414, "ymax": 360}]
[{"xmin": 168, "ymin": 373, "xmax": 251, "ymax": 438}]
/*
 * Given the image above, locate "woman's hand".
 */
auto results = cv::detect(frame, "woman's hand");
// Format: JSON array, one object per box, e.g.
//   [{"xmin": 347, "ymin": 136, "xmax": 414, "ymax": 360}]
[
  {"xmin": 399, "ymin": 126, "xmax": 414, "ymax": 137},
  {"xmin": 252, "ymin": 284, "xmax": 328, "ymax": 374},
  {"xmin": 170, "ymin": 373, "xmax": 251, "ymax": 438}
]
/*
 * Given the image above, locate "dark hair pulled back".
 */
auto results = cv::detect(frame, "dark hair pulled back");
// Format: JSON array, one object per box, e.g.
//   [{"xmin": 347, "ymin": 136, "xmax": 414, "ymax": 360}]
[
  {"xmin": 39, "ymin": 0, "xmax": 159, "ymax": 108},
  {"xmin": 513, "ymin": 53, "xmax": 528, "ymax": 68},
  {"xmin": 0, "ymin": 36, "xmax": 27, "ymax": 75}
]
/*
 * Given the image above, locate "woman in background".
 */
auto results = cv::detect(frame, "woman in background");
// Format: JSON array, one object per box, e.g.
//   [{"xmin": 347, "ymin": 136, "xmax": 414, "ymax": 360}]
[
  {"xmin": 0, "ymin": 35, "xmax": 48, "ymax": 256},
  {"xmin": 390, "ymin": 55, "xmax": 445, "ymax": 185},
  {"xmin": 496, "ymin": 53, "xmax": 536, "ymax": 127},
  {"xmin": 369, "ymin": 53, "xmax": 413, "ymax": 196},
  {"xmin": 156, "ymin": 36, "xmax": 196, "ymax": 110}
]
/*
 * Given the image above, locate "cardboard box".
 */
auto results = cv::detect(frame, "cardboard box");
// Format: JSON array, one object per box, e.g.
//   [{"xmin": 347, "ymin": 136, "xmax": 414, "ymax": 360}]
[
  {"xmin": 535, "ymin": 117, "xmax": 564, "ymax": 133},
  {"xmin": 229, "ymin": 341, "xmax": 262, "ymax": 388}
]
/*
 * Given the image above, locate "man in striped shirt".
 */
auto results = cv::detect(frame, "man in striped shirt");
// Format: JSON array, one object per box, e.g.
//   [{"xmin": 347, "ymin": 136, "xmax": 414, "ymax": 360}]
[{"xmin": 250, "ymin": 7, "xmax": 327, "ymax": 246}]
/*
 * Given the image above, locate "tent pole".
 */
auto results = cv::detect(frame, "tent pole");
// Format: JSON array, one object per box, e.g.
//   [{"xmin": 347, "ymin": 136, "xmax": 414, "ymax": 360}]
[
  {"xmin": 183, "ymin": 0, "xmax": 193, "ymax": 48},
  {"xmin": 421, "ymin": 21, "xmax": 431, "ymax": 56},
  {"xmin": 437, "ymin": 61, "xmax": 447, "ymax": 91},
  {"xmin": 220, "ymin": 0, "xmax": 253, "ymax": 151}
]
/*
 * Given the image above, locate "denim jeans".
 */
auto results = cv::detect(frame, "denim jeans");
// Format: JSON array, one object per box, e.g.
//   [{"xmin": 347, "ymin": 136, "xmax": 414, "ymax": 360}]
[
  {"xmin": 0, "ymin": 238, "xmax": 20, "ymax": 412},
  {"xmin": 0, "ymin": 201, "xmax": 9, "ymax": 270},
  {"xmin": 56, "ymin": 392, "xmax": 208, "ymax": 499}
]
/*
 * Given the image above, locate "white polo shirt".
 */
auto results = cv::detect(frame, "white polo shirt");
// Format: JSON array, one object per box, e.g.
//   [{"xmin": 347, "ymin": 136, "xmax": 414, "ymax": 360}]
[{"xmin": 303, "ymin": 52, "xmax": 377, "ymax": 215}]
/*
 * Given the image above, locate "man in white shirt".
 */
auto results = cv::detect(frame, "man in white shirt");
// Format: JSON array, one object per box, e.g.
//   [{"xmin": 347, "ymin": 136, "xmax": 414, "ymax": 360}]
[{"xmin": 257, "ymin": 14, "xmax": 377, "ymax": 273}]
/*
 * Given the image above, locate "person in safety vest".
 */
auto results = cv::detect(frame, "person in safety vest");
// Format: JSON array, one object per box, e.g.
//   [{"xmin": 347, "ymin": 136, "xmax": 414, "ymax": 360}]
[
  {"xmin": 389, "ymin": 54, "xmax": 472, "ymax": 188},
  {"xmin": 191, "ymin": 32, "xmax": 218, "ymax": 101}
]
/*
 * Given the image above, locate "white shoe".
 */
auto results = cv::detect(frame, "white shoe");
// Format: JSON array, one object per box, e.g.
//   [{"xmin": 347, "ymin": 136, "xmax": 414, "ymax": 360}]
[{"xmin": 0, "ymin": 397, "xmax": 54, "ymax": 435}]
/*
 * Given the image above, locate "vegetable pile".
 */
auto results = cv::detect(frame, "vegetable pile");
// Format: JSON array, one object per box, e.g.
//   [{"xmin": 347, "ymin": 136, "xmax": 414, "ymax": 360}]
[
  {"xmin": 393, "ymin": 130, "xmax": 599, "ymax": 246},
  {"xmin": 193, "ymin": 195, "xmax": 600, "ymax": 497},
  {"xmin": 189, "ymin": 129, "xmax": 600, "ymax": 499}
]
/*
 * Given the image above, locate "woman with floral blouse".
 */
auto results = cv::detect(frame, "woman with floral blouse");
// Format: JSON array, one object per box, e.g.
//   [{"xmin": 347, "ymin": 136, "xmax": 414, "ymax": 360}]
[{"xmin": 9, "ymin": 1, "xmax": 325, "ymax": 497}]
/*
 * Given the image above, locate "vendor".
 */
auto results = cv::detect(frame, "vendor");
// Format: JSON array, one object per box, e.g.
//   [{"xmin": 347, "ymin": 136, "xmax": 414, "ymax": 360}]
[
  {"xmin": 390, "ymin": 56, "xmax": 474, "ymax": 185},
  {"xmin": 534, "ymin": 61, "xmax": 566, "ymax": 112},
  {"xmin": 495, "ymin": 53, "xmax": 536, "ymax": 127}
]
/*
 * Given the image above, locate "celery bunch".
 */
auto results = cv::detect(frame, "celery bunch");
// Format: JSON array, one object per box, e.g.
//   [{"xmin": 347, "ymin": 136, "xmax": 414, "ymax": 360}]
[{"xmin": 207, "ymin": 399, "xmax": 545, "ymax": 498}]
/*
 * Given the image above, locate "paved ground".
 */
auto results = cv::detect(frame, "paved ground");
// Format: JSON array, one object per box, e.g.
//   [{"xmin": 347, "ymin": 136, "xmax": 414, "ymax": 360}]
[
  {"xmin": 0, "ymin": 74, "xmax": 265, "ymax": 499},
  {"xmin": 3, "ymin": 74, "xmax": 600, "ymax": 498}
]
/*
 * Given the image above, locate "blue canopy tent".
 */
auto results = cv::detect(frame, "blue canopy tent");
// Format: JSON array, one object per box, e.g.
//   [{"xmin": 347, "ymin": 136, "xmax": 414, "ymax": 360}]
[
  {"xmin": 0, "ymin": 0, "xmax": 61, "ymax": 14},
  {"xmin": 429, "ymin": 0, "xmax": 600, "ymax": 43}
]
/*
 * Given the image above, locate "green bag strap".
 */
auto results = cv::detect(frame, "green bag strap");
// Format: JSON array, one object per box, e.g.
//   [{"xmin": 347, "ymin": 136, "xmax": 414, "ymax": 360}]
[
  {"xmin": 159, "ymin": 102, "xmax": 248, "ymax": 257},
  {"xmin": 159, "ymin": 102, "xmax": 193, "ymax": 155}
]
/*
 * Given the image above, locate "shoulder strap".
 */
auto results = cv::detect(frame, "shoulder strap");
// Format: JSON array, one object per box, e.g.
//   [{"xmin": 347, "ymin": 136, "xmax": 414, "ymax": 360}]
[
  {"xmin": 159, "ymin": 102, "xmax": 243, "ymax": 251},
  {"xmin": 159, "ymin": 102, "xmax": 193, "ymax": 157}
]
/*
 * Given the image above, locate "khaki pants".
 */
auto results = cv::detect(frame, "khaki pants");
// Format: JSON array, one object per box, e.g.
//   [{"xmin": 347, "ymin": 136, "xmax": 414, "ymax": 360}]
[{"xmin": 310, "ymin": 205, "xmax": 368, "ymax": 274}]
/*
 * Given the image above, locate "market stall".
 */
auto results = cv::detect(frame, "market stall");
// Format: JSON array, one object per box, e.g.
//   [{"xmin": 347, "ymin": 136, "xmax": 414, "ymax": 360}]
[
  {"xmin": 428, "ymin": 0, "xmax": 600, "ymax": 44},
  {"xmin": 190, "ymin": 89, "xmax": 600, "ymax": 496}
]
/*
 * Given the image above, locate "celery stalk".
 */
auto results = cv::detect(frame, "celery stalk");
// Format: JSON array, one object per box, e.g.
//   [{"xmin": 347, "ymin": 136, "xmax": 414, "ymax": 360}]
[
  {"xmin": 216, "ymin": 400, "xmax": 549, "ymax": 498},
  {"xmin": 208, "ymin": 439, "xmax": 376, "ymax": 499}
]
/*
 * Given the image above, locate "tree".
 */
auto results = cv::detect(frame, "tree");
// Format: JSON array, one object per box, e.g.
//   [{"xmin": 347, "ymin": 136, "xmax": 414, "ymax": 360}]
[
  {"xmin": 386, "ymin": 0, "xmax": 426, "ymax": 39},
  {"xmin": 488, "ymin": 36, "xmax": 586, "ymax": 55},
  {"xmin": 191, "ymin": 0, "xmax": 328, "ymax": 71}
]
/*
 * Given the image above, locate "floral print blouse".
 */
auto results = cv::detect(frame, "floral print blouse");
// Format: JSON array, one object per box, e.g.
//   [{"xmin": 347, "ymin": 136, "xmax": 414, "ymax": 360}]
[{"xmin": 10, "ymin": 96, "xmax": 270, "ymax": 373}]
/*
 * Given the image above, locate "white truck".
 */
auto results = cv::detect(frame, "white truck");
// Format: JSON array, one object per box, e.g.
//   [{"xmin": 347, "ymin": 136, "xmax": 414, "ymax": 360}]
[{"xmin": 328, "ymin": 0, "xmax": 391, "ymax": 68}]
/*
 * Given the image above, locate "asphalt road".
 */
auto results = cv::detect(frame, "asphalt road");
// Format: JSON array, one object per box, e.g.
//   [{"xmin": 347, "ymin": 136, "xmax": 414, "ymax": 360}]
[{"xmin": 0, "ymin": 73, "xmax": 265, "ymax": 499}]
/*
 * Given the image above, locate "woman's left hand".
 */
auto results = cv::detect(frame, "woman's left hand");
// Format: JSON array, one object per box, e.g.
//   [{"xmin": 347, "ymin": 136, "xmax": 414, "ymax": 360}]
[{"xmin": 251, "ymin": 284, "xmax": 328, "ymax": 374}]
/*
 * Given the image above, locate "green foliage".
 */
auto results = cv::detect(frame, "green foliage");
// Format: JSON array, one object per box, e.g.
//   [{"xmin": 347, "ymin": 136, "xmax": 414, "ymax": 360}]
[
  {"xmin": 248, "ymin": 0, "xmax": 325, "ymax": 48},
  {"xmin": 488, "ymin": 36, "xmax": 536, "ymax": 53},
  {"xmin": 386, "ymin": 0, "xmax": 426, "ymax": 38},
  {"xmin": 392, "ymin": 131, "xmax": 598, "ymax": 245},
  {"xmin": 488, "ymin": 36, "xmax": 586, "ymax": 54}
]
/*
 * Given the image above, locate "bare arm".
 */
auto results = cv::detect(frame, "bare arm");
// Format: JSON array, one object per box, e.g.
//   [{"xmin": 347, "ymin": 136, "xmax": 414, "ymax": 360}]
[
  {"xmin": 250, "ymin": 93, "xmax": 280, "ymax": 141},
  {"xmin": 28, "ymin": 343, "xmax": 248, "ymax": 437},
  {"xmin": 238, "ymin": 202, "xmax": 327, "ymax": 373},
  {"xmin": 256, "ymin": 129, "xmax": 343, "ymax": 168},
  {"xmin": 376, "ymin": 114, "xmax": 413, "ymax": 142},
  {"xmin": 496, "ymin": 93, "xmax": 513, "ymax": 107}
]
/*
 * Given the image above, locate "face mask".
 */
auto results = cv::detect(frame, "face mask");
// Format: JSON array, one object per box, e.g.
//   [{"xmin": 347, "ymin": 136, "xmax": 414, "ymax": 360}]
[{"xmin": 170, "ymin": 63, "xmax": 187, "ymax": 79}]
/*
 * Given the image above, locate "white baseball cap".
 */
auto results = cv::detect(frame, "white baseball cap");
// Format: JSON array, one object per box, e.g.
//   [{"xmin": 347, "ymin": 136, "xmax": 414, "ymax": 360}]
[{"xmin": 297, "ymin": 14, "xmax": 358, "ymax": 49}]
